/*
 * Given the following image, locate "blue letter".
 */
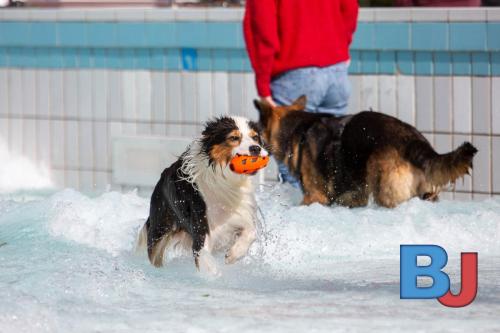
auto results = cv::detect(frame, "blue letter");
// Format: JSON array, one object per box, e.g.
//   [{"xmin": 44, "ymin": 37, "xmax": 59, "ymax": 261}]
[{"xmin": 400, "ymin": 245, "xmax": 450, "ymax": 299}]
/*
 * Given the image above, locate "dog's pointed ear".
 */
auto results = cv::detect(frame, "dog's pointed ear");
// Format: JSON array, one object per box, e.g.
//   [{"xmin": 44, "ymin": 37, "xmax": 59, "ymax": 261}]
[
  {"xmin": 253, "ymin": 99, "xmax": 273, "ymax": 118},
  {"xmin": 253, "ymin": 99, "xmax": 263, "ymax": 112},
  {"xmin": 292, "ymin": 95, "xmax": 307, "ymax": 110}
]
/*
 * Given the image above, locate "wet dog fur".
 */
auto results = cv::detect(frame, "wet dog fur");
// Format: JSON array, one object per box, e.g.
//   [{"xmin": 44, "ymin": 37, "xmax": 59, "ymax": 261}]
[
  {"xmin": 254, "ymin": 96, "xmax": 477, "ymax": 208},
  {"xmin": 137, "ymin": 116, "xmax": 268, "ymax": 274}
]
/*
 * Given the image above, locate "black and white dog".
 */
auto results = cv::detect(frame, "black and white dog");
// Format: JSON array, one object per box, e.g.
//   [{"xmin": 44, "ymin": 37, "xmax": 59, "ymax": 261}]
[{"xmin": 137, "ymin": 116, "xmax": 268, "ymax": 275}]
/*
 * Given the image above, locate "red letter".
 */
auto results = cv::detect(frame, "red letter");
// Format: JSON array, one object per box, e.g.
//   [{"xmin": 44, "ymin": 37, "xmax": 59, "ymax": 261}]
[{"xmin": 438, "ymin": 252, "xmax": 478, "ymax": 308}]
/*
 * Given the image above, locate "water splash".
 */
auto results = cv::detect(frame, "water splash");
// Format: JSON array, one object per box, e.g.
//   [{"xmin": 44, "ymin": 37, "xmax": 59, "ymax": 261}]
[
  {"xmin": 1, "ymin": 186, "xmax": 499, "ymax": 332},
  {"xmin": 44, "ymin": 185, "xmax": 500, "ymax": 278},
  {"xmin": 0, "ymin": 140, "xmax": 52, "ymax": 193}
]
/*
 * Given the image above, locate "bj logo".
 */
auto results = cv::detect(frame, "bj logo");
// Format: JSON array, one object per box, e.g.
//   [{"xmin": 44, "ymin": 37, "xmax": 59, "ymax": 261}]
[{"xmin": 400, "ymin": 245, "xmax": 478, "ymax": 308}]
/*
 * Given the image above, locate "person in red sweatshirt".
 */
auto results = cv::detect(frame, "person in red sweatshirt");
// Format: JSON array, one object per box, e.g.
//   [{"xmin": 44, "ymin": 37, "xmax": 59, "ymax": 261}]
[{"xmin": 244, "ymin": 0, "xmax": 359, "ymax": 185}]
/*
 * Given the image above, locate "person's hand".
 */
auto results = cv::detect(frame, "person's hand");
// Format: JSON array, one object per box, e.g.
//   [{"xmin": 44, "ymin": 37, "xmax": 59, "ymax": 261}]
[{"xmin": 261, "ymin": 96, "xmax": 277, "ymax": 108}]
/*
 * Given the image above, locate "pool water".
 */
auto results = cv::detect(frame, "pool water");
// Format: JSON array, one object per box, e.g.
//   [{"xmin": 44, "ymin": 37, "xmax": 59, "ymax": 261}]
[{"xmin": 1, "ymin": 185, "xmax": 499, "ymax": 333}]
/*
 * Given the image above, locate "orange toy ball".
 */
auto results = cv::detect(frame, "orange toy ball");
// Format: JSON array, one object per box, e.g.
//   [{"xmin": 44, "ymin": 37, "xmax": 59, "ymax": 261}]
[{"xmin": 229, "ymin": 155, "xmax": 270, "ymax": 175}]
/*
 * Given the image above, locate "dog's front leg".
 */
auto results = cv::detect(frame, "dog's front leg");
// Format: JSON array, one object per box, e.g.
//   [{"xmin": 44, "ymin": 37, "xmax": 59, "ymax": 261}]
[{"xmin": 225, "ymin": 226, "xmax": 256, "ymax": 265}]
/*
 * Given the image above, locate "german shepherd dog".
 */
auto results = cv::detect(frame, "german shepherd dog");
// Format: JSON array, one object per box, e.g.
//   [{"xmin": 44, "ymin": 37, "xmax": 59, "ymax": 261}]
[{"xmin": 254, "ymin": 96, "xmax": 477, "ymax": 208}]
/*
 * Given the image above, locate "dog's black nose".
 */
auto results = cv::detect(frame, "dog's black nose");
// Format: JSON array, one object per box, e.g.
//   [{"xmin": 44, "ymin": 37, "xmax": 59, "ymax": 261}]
[{"xmin": 249, "ymin": 145, "xmax": 261, "ymax": 156}]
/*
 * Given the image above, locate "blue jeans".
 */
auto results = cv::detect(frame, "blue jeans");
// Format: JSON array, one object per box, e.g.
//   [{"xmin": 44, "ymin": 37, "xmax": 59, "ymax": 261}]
[{"xmin": 271, "ymin": 62, "xmax": 351, "ymax": 186}]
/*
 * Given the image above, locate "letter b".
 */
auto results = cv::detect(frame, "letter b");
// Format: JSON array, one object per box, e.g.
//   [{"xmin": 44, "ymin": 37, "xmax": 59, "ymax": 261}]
[{"xmin": 400, "ymin": 245, "xmax": 450, "ymax": 299}]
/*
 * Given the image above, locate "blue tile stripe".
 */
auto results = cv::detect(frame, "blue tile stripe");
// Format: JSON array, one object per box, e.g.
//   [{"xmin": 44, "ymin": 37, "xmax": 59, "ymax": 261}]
[
  {"xmin": 397, "ymin": 51, "xmax": 413, "ymax": 75},
  {"xmin": 412, "ymin": 23, "xmax": 448, "ymax": 51},
  {"xmin": 452, "ymin": 52, "xmax": 471, "ymax": 75},
  {"xmin": 0, "ymin": 20, "xmax": 498, "ymax": 76},
  {"xmin": 415, "ymin": 51, "xmax": 433, "ymax": 75},
  {"xmin": 434, "ymin": 52, "xmax": 452, "ymax": 75},
  {"xmin": 0, "ymin": 21, "xmax": 499, "ymax": 51},
  {"xmin": 0, "ymin": 21, "xmax": 244, "ymax": 49},
  {"xmin": 0, "ymin": 47, "xmax": 495, "ymax": 76},
  {"xmin": 449, "ymin": 23, "xmax": 487, "ymax": 51}
]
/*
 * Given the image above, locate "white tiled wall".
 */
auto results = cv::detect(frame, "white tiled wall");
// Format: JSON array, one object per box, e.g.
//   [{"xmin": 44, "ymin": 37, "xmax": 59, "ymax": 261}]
[
  {"xmin": 434, "ymin": 77, "xmax": 452, "ymax": 132},
  {"xmin": 472, "ymin": 77, "xmax": 491, "ymax": 134},
  {"xmin": 378, "ymin": 76, "xmax": 397, "ymax": 117},
  {"xmin": 0, "ymin": 68, "xmax": 261, "ymax": 192},
  {"xmin": 493, "ymin": 137, "xmax": 500, "ymax": 194},
  {"xmin": 415, "ymin": 77, "xmax": 433, "ymax": 132},
  {"xmin": 396, "ymin": 75, "xmax": 416, "ymax": 125},
  {"xmin": 453, "ymin": 77, "xmax": 472, "ymax": 134},
  {"xmin": 347, "ymin": 74, "xmax": 498, "ymax": 199},
  {"xmin": 492, "ymin": 78, "xmax": 500, "ymax": 135},
  {"xmin": 0, "ymin": 69, "xmax": 498, "ymax": 198}
]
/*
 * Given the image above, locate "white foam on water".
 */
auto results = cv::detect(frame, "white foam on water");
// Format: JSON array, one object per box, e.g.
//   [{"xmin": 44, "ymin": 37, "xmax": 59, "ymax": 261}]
[
  {"xmin": 254, "ymin": 185, "xmax": 500, "ymax": 279},
  {"xmin": 45, "ymin": 185, "xmax": 500, "ymax": 279},
  {"xmin": 1, "ymin": 186, "xmax": 499, "ymax": 332},
  {"xmin": 48, "ymin": 189, "xmax": 149, "ymax": 256},
  {"xmin": 0, "ymin": 140, "xmax": 53, "ymax": 193}
]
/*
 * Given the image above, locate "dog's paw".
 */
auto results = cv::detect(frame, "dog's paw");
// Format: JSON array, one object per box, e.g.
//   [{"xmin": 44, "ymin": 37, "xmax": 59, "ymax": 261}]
[
  {"xmin": 422, "ymin": 192, "xmax": 439, "ymax": 202},
  {"xmin": 197, "ymin": 250, "xmax": 220, "ymax": 276},
  {"xmin": 224, "ymin": 253, "xmax": 235, "ymax": 265},
  {"xmin": 225, "ymin": 251, "xmax": 241, "ymax": 265}
]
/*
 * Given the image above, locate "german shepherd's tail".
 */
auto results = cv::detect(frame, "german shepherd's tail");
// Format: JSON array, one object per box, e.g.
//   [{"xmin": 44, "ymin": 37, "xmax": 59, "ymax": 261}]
[{"xmin": 405, "ymin": 140, "xmax": 478, "ymax": 187}]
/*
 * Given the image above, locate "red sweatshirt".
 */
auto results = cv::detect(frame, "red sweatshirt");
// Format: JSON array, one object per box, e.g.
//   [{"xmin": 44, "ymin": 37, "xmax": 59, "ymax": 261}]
[{"xmin": 243, "ymin": 0, "xmax": 359, "ymax": 98}]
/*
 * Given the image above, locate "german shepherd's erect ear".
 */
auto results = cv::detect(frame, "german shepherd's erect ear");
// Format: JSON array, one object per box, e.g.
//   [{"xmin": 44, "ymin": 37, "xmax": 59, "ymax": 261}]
[
  {"xmin": 253, "ymin": 95, "xmax": 307, "ymax": 116},
  {"xmin": 253, "ymin": 99, "xmax": 274, "ymax": 132},
  {"xmin": 253, "ymin": 99, "xmax": 276, "ymax": 149},
  {"xmin": 253, "ymin": 99, "xmax": 272, "ymax": 117},
  {"xmin": 291, "ymin": 95, "xmax": 307, "ymax": 111}
]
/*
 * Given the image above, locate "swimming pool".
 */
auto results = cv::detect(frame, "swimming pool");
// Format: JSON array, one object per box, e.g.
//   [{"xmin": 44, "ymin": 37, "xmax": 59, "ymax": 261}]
[{"xmin": 1, "ymin": 183, "xmax": 499, "ymax": 332}]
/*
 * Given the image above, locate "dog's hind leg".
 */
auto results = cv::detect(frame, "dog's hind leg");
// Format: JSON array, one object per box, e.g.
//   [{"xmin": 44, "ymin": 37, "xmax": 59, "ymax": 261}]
[
  {"xmin": 334, "ymin": 182, "xmax": 370, "ymax": 207},
  {"xmin": 288, "ymin": 151, "xmax": 331, "ymax": 205},
  {"xmin": 300, "ymin": 161, "xmax": 330, "ymax": 205},
  {"xmin": 147, "ymin": 225, "xmax": 172, "ymax": 267},
  {"xmin": 367, "ymin": 148, "xmax": 419, "ymax": 208}
]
